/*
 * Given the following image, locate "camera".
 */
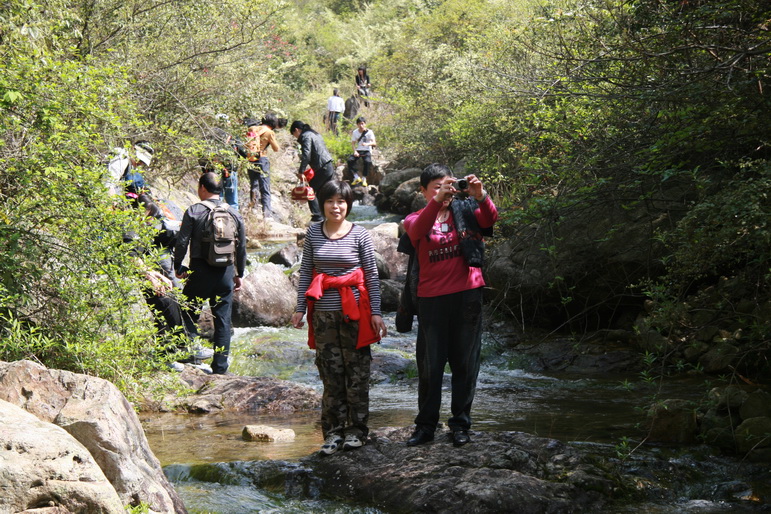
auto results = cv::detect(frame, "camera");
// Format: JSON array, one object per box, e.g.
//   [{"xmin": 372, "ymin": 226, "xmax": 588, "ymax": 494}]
[{"xmin": 455, "ymin": 177, "xmax": 469, "ymax": 191}]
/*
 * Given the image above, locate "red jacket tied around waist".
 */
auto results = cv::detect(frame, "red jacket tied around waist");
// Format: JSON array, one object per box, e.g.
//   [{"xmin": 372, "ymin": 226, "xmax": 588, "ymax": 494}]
[{"xmin": 305, "ymin": 268, "xmax": 380, "ymax": 349}]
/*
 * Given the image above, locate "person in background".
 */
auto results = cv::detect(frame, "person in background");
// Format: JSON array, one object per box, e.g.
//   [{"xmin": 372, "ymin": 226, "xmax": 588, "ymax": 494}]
[
  {"xmin": 347, "ymin": 116, "xmax": 376, "ymax": 187},
  {"xmin": 221, "ymin": 159, "xmax": 239, "ymax": 210},
  {"xmin": 403, "ymin": 163, "xmax": 498, "ymax": 448},
  {"xmin": 124, "ymin": 194, "xmax": 213, "ymax": 372},
  {"xmin": 233, "ymin": 114, "xmax": 280, "ymax": 219},
  {"xmin": 355, "ymin": 66, "xmax": 371, "ymax": 107},
  {"xmin": 290, "ymin": 120, "xmax": 336, "ymax": 223},
  {"xmin": 174, "ymin": 172, "xmax": 247, "ymax": 375},
  {"xmin": 291, "ymin": 180, "xmax": 387, "ymax": 455},
  {"xmin": 326, "ymin": 88, "xmax": 345, "ymax": 136}
]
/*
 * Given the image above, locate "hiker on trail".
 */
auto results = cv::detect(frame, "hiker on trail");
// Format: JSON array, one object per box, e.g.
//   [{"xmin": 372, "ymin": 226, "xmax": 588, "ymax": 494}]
[
  {"xmin": 174, "ymin": 172, "xmax": 247, "ymax": 375},
  {"xmin": 355, "ymin": 66, "xmax": 371, "ymax": 107},
  {"xmin": 232, "ymin": 114, "xmax": 280, "ymax": 219},
  {"xmin": 199, "ymin": 153, "xmax": 239, "ymax": 211},
  {"xmin": 403, "ymin": 164, "xmax": 498, "ymax": 449},
  {"xmin": 326, "ymin": 88, "xmax": 345, "ymax": 136},
  {"xmin": 107, "ymin": 140, "xmax": 154, "ymax": 199},
  {"xmin": 290, "ymin": 120, "xmax": 336, "ymax": 223},
  {"xmin": 347, "ymin": 116, "xmax": 376, "ymax": 187},
  {"xmin": 291, "ymin": 180, "xmax": 387, "ymax": 456},
  {"xmin": 124, "ymin": 193, "xmax": 213, "ymax": 373}
]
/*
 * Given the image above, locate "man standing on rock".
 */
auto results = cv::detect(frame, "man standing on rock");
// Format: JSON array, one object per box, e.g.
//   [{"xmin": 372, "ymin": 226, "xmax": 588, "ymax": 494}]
[{"xmin": 175, "ymin": 172, "xmax": 247, "ymax": 375}]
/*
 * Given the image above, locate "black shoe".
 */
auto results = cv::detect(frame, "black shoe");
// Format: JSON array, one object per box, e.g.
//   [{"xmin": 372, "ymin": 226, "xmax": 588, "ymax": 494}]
[
  {"xmin": 407, "ymin": 428, "xmax": 434, "ymax": 447},
  {"xmin": 451, "ymin": 430, "xmax": 471, "ymax": 447}
]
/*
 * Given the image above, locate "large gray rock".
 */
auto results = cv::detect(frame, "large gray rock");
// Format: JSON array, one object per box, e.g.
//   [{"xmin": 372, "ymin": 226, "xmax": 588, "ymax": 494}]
[
  {"xmin": 647, "ymin": 399, "xmax": 698, "ymax": 443},
  {"xmin": 0, "ymin": 360, "xmax": 186, "ymax": 513},
  {"xmin": 0, "ymin": 399, "xmax": 125, "ymax": 514},
  {"xmin": 169, "ymin": 368, "xmax": 320, "ymax": 414},
  {"xmin": 740, "ymin": 390, "xmax": 771, "ymax": 421},
  {"xmin": 369, "ymin": 227, "xmax": 408, "ymax": 280},
  {"xmin": 377, "ymin": 167, "xmax": 422, "ymax": 198},
  {"xmin": 303, "ymin": 427, "xmax": 617, "ymax": 513},
  {"xmin": 735, "ymin": 417, "xmax": 771, "ymax": 455},
  {"xmin": 233, "ymin": 262, "xmax": 296, "ymax": 327}
]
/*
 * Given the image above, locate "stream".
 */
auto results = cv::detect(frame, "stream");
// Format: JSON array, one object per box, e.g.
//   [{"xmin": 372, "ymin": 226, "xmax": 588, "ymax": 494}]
[{"xmin": 141, "ymin": 205, "xmax": 770, "ymax": 513}]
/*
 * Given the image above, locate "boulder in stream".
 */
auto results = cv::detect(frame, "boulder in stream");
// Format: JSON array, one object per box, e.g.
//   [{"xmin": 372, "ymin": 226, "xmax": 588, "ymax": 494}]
[
  {"xmin": 0, "ymin": 360, "xmax": 187, "ymax": 513},
  {"xmin": 168, "ymin": 368, "xmax": 320, "ymax": 414},
  {"xmin": 301, "ymin": 427, "xmax": 618, "ymax": 512},
  {"xmin": 233, "ymin": 262, "xmax": 297, "ymax": 327},
  {"xmin": 0, "ymin": 399, "xmax": 126, "ymax": 513}
]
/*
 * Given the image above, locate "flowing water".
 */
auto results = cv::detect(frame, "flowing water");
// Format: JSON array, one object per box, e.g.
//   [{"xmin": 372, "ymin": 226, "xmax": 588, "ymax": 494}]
[{"xmin": 142, "ymin": 205, "xmax": 769, "ymax": 513}]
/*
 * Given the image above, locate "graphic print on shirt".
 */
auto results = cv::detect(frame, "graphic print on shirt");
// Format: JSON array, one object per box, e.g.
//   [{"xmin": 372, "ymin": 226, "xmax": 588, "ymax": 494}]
[{"xmin": 427, "ymin": 219, "xmax": 462, "ymax": 264}]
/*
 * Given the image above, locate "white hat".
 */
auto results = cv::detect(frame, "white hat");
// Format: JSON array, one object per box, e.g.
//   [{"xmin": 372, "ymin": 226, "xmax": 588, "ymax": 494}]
[{"xmin": 134, "ymin": 141, "xmax": 154, "ymax": 166}]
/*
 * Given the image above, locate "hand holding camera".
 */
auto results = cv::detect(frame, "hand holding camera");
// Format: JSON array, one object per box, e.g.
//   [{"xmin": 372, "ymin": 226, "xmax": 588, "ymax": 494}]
[{"xmin": 453, "ymin": 174, "xmax": 485, "ymax": 200}]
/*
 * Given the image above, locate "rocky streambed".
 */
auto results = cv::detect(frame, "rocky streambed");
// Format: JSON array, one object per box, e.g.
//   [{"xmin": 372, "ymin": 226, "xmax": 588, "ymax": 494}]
[{"xmin": 141, "ymin": 320, "xmax": 770, "ymax": 513}]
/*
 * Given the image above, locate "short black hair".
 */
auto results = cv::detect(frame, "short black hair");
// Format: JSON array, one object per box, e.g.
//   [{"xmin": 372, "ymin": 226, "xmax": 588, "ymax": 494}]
[
  {"xmin": 261, "ymin": 113, "xmax": 278, "ymax": 129},
  {"xmin": 420, "ymin": 163, "xmax": 454, "ymax": 188},
  {"xmin": 356, "ymin": 116, "xmax": 366, "ymax": 124},
  {"xmin": 199, "ymin": 171, "xmax": 222, "ymax": 194},
  {"xmin": 317, "ymin": 180, "xmax": 353, "ymax": 219}
]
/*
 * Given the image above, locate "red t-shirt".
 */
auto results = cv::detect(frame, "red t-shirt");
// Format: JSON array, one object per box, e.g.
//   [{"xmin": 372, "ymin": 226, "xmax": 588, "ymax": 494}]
[{"xmin": 404, "ymin": 196, "xmax": 498, "ymax": 298}]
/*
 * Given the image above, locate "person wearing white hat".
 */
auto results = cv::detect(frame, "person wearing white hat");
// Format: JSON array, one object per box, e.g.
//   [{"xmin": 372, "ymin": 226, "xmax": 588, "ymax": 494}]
[{"xmin": 133, "ymin": 140, "xmax": 154, "ymax": 167}]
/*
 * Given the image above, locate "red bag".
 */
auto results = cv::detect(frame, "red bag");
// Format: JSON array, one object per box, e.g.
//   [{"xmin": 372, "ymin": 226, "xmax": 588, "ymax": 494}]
[
  {"xmin": 291, "ymin": 178, "xmax": 316, "ymax": 201},
  {"xmin": 303, "ymin": 167, "xmax": 315, "ymax": 181}
]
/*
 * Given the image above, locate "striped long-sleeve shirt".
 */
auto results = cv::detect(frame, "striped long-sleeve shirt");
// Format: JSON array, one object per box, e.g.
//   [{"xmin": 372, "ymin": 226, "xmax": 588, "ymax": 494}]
[{"xmin": 295, "ymin": 222, "xmax": 382, "ymax": 316}]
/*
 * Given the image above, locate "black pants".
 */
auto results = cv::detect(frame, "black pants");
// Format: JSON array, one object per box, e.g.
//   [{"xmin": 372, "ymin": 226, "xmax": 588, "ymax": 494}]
[
  {"xmin": 347, "ymin": 151, "xmax": 371, "ymax": 179},
  {"xmin": 144, "ymin": 292, "xmax": 184, "ymax": 349},
  {"xmin": 307, "ymin": 161, "xmax": 335, "ymax": 222},
  {"xmin": 247, "ymin": 157, "xmax": 272, "ymax": 217},
  {"xmin": 181, "ymin": 261, "xmax": 235, "ymax": 374},
  {"xmin": 415, "ymin": 288, "xmax": 483, "ymax": 432}
]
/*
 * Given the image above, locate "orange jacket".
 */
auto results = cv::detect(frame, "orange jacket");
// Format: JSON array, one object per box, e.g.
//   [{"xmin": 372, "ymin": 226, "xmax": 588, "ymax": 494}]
[{"xmin": 305, "ymin": 268, "xmax": 380, "ymax": 349}]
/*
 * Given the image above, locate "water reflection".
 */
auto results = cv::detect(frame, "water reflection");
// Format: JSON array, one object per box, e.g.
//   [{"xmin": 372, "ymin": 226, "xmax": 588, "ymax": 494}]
[{"xmin": 143, "ymin": 317, "xmax": 714, "ymax": 466}]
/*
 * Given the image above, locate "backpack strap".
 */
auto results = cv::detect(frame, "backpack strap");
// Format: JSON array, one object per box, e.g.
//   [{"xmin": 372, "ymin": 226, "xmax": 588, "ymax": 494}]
[{"xmin": 357, "ymin": 129, "xmax": 369, "ymax": 143}]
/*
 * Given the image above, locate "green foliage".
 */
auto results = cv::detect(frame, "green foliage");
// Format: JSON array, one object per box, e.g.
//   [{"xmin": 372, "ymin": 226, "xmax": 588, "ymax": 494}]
[
  {"xmin": 0, "ymin": 0, "xmax": 189, "ymax": 397},
  {"xmin": 324, "ymin": 132, "xmax": 354, "ymax": 165},
  {"xmin": 663, "ymin": 161, "xmax": 771, "ymax": 287}
]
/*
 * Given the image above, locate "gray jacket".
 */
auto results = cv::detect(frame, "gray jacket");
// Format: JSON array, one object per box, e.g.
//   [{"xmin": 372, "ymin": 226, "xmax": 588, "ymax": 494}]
[{"xmin": 298, "ymin": 130, "xmax": 332, "ymax": 173}]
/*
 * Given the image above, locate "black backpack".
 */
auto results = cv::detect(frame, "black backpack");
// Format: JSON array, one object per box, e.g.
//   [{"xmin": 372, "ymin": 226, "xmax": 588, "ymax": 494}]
[{"xmin": 199, "ymin": 200, "xmax": 238, "ymax": 267}]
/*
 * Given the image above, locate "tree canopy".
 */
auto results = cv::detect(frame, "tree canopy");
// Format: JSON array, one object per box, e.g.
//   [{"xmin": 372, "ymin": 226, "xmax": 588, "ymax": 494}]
[{"xmin": 2, "ymin": 0, "xmax": 770, "ymax": 388}]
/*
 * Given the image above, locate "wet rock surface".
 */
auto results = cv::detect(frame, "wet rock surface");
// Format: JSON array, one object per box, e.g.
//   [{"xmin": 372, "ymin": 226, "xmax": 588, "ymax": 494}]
[
  {"xmin": 165, "ymin": 368, "xmax": 321, "ymax": 414},
  {"xmin": 302, "ymin": 426, "xmax": 619, "ymax": 513}
]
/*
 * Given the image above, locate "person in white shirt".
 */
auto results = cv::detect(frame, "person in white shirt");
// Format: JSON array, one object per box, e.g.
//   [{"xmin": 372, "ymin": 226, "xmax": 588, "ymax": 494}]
[
  {"xmin": 347, "ymin": 116, "xmax": 376, "ymax": 187},
  {"xmin": 326, "ymin": 88, "xmax": 345, "ymax": 136}
]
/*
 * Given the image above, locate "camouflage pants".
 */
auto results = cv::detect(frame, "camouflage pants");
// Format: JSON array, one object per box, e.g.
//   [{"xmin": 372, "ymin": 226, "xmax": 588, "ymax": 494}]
[{"xmin": 313, "ymin": 310, "xmax": 372, "ymax": 439}]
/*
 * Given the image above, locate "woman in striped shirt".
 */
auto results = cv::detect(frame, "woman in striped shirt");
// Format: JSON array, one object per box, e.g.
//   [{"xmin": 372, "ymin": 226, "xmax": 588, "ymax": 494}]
[{"xmin": 291, "ymin": 180, "xmax": 387, "ymax": 456}]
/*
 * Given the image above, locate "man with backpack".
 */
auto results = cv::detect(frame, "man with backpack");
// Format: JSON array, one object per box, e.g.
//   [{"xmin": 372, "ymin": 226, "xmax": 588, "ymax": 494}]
[{"xmin": 174, "ymin": 172, "xmax": 247, "ymax": 375}]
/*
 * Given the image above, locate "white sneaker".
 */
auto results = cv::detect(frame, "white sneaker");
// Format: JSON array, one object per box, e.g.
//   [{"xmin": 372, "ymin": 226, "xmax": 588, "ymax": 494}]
[
  {"xmin": 167, "ymin": 362, "xmax": 185, "ymax": 372},
  {"xmin": 342, "ymin": 434, "xmax": 364, "ymax": 450},
  {"xmin": 320, "ymin": 435, "xmax": 344, "ymax": 456},
  {"xmin": 191, "ymin": 345, "xmax": 214, "ymax": 360},
  {"xmin": 190, "ymin": 363, "xmax": 212, "ymax": 374}
]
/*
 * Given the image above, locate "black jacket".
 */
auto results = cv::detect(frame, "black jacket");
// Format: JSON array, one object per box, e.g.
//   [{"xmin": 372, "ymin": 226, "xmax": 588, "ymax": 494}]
[{"xmin": 174, "ymin": 199, "xmax": 247, "ymax": 277}]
